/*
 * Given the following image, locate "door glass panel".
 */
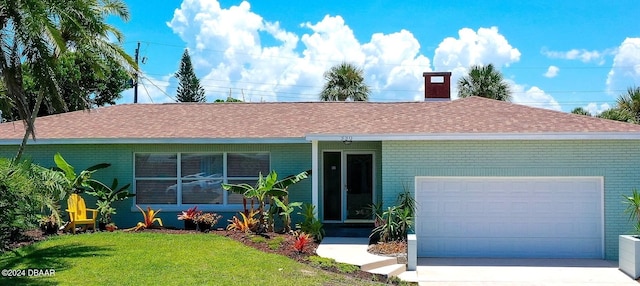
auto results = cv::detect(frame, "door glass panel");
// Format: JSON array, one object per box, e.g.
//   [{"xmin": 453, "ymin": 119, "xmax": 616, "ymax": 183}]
[
  {"xmin": 346, "ymin": 154, "xmax": 373, "ymax": 220},
  {"xmin": 323, "ymin": 152, "xmax": 342, "ymax": 221}
]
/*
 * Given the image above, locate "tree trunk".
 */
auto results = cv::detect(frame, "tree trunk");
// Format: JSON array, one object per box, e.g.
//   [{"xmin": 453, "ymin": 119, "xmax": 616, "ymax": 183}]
[{"xmin": 14, "ymin": 90, "xmax": 44, "ymax": 162}]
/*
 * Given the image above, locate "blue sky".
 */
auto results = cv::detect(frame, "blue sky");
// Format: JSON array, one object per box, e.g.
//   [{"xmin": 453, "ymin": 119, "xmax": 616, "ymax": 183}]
[{"xmin": 111, "ymin": 0, "xmax": 640, "ymax": 114}]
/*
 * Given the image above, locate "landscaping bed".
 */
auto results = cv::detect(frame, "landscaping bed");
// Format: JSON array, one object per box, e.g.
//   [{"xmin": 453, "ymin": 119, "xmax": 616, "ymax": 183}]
[{"xmin": 4, "ymin": 228, "xmax": 411, "ymax": 285}]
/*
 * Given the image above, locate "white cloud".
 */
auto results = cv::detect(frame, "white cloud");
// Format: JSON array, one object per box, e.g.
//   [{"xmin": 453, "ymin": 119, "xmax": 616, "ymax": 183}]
[
  {"xmin": 584, "ymin": 102, "xmax": 611, "ymax": 116},
  {"xmin": 606, "ymin": 38, "xmax": 640, "ymax": 95},
  {"xmin": 541, "ymin": 48, "xmax": 606, "ymax": 64},
  {"xmin": 167, "ymin": 0, "xmax": 433, "ymax": 102},
  {"xmin": 432, "ymin": 27, "xmax": 521, "ymax": 99},
  {"xmin": 509, "ymin": 81, "xmax": 561, "ymax": 111},
  {"xmin": 543, "ymin": 65, "xmax": 559, "ymax": 78}
]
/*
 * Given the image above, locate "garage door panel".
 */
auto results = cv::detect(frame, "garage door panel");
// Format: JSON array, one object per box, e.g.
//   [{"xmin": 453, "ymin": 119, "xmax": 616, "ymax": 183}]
[{"xmin": 415, "ymin": 177, "xmax": 603, "ymax": 258}]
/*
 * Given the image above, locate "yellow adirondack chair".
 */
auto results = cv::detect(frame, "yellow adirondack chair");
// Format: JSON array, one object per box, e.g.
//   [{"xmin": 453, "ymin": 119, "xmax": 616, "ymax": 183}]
[{"xmin": 65, "ymin": 194, "xmax": 98, "ymax": 234}]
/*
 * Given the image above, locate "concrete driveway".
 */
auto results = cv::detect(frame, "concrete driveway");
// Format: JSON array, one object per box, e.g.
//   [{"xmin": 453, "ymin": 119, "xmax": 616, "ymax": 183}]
[{"xmin": 407, "ymin": 258, "xmax": 637, "ymax": 285}]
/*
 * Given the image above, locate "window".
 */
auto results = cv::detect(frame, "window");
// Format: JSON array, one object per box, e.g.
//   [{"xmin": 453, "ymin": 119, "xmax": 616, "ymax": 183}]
[{"xmin": 134, "ymin": 152, "xmax": 270, "ymax": 206}]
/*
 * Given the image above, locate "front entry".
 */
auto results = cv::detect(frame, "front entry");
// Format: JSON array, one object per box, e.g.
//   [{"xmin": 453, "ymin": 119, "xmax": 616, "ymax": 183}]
[{"xmin": 322, "ymin": 152, "xmax": 374, "ymax": 222}]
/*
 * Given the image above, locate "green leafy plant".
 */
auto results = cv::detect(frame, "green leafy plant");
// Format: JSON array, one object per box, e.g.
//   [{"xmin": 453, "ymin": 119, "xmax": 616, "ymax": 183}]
[
  {"xmin": 273, "ymin": 197, "xmax": 302, "ymax": 233},
  {"xmin": 53, "ymin": 152, "xmax": 110, "ymax": 194},
  {"xmin": 297, "ymin": 203, "xmax": 325, "ymax": 242},
  {"xmin": 623, "ymin": 188, "xmax": 640, "ymax": 234},
  {"xmin": 86, "ymin": 178, "xmax": 134, "ymax": 224},
  {"xmin": 223, "ymin": 170, "xmax": 310, "ymax": 233},
  {"xmin": 267, "ymin": 236, "xmax": 285, "ymax": 250},
  {"xmin": 370, "ymin": 189, "xmax": 415, "ymax": 243},
  {"xmin": 130, "ymin": 205, "xmax": 163, "ymax": 231}
]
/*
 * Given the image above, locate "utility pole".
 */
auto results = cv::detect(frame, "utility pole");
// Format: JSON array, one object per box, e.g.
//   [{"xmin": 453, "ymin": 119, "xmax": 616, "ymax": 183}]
[{"xmin": 134, "ymin": 42, "xmax": 140, "ymax": 103}]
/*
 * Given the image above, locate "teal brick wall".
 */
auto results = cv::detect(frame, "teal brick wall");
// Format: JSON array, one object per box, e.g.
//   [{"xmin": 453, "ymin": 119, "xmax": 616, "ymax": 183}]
[
  {"xmin": 0, "ymin": 143, "xmax": 312, "ymax": 229},
  {"xmin": 381, "ymin": 140, "xmax": 640, "ymax": 260}
]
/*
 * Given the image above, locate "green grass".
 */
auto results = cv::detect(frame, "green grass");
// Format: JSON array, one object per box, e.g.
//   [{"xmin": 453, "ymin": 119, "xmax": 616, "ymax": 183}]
[
  {"xmin": 267, "ymin": 236, "xmax": 285, "ymax": 250},
  {"xmin": 0, "ymin": 232, "xmax": 382, "ymax": 285},
  {"xmin": 308, "ymin": 256, "xmax": 360, "ymax": 273}
]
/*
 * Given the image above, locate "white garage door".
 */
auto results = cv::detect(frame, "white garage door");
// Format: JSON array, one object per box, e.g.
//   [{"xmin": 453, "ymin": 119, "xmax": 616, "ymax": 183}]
[{"xmin": 415, "ymin": 177, "xmax": 603, "ymax": 258}]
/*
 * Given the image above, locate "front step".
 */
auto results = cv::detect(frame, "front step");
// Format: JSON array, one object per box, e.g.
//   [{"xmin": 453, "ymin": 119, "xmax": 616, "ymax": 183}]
[
  {"xmin": 367, "ymin": 263, "xmax": 406, "ymax": 278},
  {"xmin": 360, "ymin": 256, "xmax": 398, "ymax": 271}
]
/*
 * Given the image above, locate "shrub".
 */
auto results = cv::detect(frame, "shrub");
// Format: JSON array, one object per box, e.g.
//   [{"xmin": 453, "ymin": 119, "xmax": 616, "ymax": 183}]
[
  {"xmin": 370, "ymin": 189, "xmax": 415, "ymax": 243},
  {"xmin": 293, "ymin": 232, "xmax": 311, "ymax": 253},
  {"xmin": 297, "ymin": 203, "xmax": 325, "ymax": 242}
]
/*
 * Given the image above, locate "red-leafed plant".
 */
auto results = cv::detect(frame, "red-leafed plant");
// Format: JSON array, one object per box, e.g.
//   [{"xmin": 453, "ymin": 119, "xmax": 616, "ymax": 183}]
[
  {"xmin": 293, "ymin": 232, "xmax": 311, "ymax": 253},
  {"xmin": 177, "ymin": 206, "xmax": 200, "ymax": 221}
]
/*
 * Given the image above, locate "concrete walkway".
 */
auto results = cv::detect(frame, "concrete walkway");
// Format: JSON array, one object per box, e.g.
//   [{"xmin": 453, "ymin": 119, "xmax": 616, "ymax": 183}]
[
  {"xmin": 404, "ymin": 258, "xmax": 637, "ymax": 285},
  {"xmin": 317, "ymin": 237, "xmax": 637, "ymax": 285}
]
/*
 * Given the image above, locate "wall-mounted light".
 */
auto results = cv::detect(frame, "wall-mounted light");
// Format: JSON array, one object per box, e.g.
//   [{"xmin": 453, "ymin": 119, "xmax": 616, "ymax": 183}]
[{"xmin": 341, "ymin": 136, "xmax": 353, "ymax": 145}]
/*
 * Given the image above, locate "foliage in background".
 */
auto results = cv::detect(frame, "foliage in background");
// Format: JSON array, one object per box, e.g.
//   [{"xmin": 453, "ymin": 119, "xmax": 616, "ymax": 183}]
[
  {"xmin": 617, "ymin": 86, "xmax": 640, "ymax": 124},
  {"xmin": 175, "ymin": 49, "xmax": 206, "ymax": 102},
  {"xmin": 0, "ymin": 0, "xmax": 136, "ymax": 162},
  {"xmin": 457, "ymin": 64, "xmax": 511, "ymax": 101},
  {"xmin": 320, "ymin": 62, "xmax": 370, "ymax": 101},
  {"xmin": 297, "ymin": 203, "xmax": 325, "ymax": 242},
  {"xmin": 3, "ymin": 52, "xmax": 131, "ymax": 121}
]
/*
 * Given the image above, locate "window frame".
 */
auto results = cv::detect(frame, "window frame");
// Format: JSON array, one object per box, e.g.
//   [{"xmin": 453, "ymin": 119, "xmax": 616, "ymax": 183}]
[{"xmin": 132, "ymin": 152, "xmax": 271, "ymax": 211}]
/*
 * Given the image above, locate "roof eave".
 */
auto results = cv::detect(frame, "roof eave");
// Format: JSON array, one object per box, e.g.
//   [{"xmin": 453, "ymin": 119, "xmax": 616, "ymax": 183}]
[
  {"xmin": 0, "ymin": 137, "xmax": 308, "ymax": 145},
  {"xmin": 305, "ymin": 132, "xmax": 640, "ymax": 141}
]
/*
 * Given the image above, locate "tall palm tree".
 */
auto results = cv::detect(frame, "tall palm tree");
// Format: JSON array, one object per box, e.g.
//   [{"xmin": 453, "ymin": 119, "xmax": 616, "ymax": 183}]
[
  {"xmin": 0, "ymin": 0, "xmax": 136, "ymax": 161},
  {"xmin": 457, "ymin": 64, "xmax": 511, "ymax": 101},
  {"xmin": 617, "ymin": 86, "xmax": 640, "ymax": 124},
  {"xmin": 320, "ymin": 62, "xmax": 370, "ymax": 101}
]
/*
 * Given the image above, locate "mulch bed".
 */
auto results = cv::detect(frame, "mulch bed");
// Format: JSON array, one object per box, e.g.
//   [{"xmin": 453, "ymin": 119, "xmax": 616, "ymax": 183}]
[{"xmin": 5, "ymin": 228, "xmax": 407, "ymax": 284}]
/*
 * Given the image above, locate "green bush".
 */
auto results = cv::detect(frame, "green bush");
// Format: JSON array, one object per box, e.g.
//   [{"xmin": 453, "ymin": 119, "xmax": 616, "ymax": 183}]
[
  {"xmin": 0, "ymin": 159, "xmax": 38, "ymax": 251},
  {"xmin": 297, "ymin": 203, "xmax": 325, "ymax": 242},
  {"xmin": 370, "ymin": 190, "xmax": 415, "ymax": 243}
]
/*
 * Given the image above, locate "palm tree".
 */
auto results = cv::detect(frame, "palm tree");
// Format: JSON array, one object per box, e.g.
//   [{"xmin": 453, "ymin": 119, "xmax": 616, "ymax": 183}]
[
  {"xmin": 0, "ymin": 0, "xmax": 136, "ymax": 161},
  {"xmin": 571, "ymin": 107, "xmax": 591, "ymax": 116},
  {"xmin": 617, "ymin": 86, "xmax": 640, "ymax": 124},
  {"xmin": 457, "ymin": 64, "xmax": 511, "ymax": 101},
  {"xmin": 320, "ymin": 62, "xmax": 370, "ymax": 101}
]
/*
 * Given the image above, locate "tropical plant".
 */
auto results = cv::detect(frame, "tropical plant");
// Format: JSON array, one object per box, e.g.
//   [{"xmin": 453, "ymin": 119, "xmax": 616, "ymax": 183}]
[
  {"xmin": 53, "ymin": 153, "xmax": 111, "ymax": 194},
  {"xmin": 0, "ymin": 0, "xmax": 136, "ymax": 162},
  {"xmin": 86, "ymin": 178, "xmax": 134, "ymax": 224},
  {"xmin": 293, "ymin": 232, "xmax": 311, "ymax": 253},
  {"xmin": 457, "ymin": 64, "xmax": 511, "ymax": 101},
  {"xmin": 320, "ymin": 62, "xmax": 370, "ymax": 101},
  {"xmin": 623, "ymin": 189, "xmax": 640, "ymax": 234},
  {"xmin": 177, "ymin": 206, "xmax": 200, "ymax": 221},
  {"xmin": 571, "ymin": 107, "xmax": 591, "ymax": 116},
  {"xmin": 227, "ymin": 210, "xmax": 259, "ymax": 233},
  {"xmin": 223, "ymin": 170, "xmax": 310, "ymax": 233},
  {"xmin": 131, "ymin": 206, "xmax": 163, "ymax": 231},
  {"xmin": 175, "ymin": 49, "xmax": 206, "ymax": 102},
  {"xmin": 273, "ymin": 197, "xmax": 302, "ymax": 233},
  {"xmin": 369, "ymin": 190, "xmax": 416, "ymax": 243},
  {"xmin": 617, "ymin": 86, "xmax": 640, "ymax": 124},
  {"xmin": 297, "ymin": 203, "xmax": 325, "ymax": 242},
  {"xmin": 598, "ymin": 108, "xmax": 633, "ymax": 123}
]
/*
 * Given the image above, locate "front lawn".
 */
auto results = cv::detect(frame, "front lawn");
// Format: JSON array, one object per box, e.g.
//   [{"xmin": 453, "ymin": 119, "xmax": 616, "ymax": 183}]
[{"xmin": 0, "ymin": 232, "xmax": 382, "ymax": 285}]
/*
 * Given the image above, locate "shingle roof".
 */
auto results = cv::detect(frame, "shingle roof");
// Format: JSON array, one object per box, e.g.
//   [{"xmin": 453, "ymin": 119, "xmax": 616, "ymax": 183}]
[{"xmin": 1, "ymin": 96, "xmax": 639, "ymax": 142}]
